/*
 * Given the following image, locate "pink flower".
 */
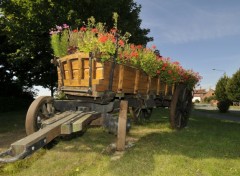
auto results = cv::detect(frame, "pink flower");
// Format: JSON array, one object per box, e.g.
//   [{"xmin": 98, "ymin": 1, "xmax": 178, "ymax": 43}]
[{"xmin": 63, "ymin": 24, "xmax": 69, "ymax": 29}]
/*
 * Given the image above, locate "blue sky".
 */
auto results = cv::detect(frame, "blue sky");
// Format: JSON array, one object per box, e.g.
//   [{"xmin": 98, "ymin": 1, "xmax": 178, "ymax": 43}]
[{"xmin": 135, "ymin": 0, "xmax": 240, "ymax": 90}]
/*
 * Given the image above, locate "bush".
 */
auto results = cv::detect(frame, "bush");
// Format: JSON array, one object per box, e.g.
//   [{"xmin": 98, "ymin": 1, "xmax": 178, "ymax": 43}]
[
  {"xmin": 195, "ymin": 99, "xmax": 200, "ymax": 103},
  {"xmin": 217, "ymin": 100, "xmax": 231, "ymax": 113},
  {"xmin": 215, "ymin": 75, "xmax": 229, "ymax": 101},
  {"xmin": 203, "ymin": 96, "xmax": 216, "ymax": 103}
]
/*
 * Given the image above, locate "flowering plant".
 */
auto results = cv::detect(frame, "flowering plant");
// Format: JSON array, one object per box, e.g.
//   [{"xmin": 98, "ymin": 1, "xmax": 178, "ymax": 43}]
[{"xmin": 49, "ymin": 14, "xmax": 201, "ymax": 88}]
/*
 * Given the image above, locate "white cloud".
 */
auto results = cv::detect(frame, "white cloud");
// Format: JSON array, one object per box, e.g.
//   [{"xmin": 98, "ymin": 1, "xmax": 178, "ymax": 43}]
[{"xmin": 137, "ymin": 0, "xmax": 240, "ymax": 44}]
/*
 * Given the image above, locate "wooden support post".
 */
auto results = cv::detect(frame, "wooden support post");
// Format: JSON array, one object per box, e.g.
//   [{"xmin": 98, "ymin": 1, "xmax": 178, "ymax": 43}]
[
  {"xmin": 146, "ymin": 76, "xmax": 151, "ymax": 94},
  {"xmin": 78, "ymin": 58, "xmax": 83, "ymax": 84},
  {"xmin": 67, "ymin": 60, "xmax": 73, "ymax": 85},
  {"xmin": 165, "ymin": 84, "xmax": 168, "ymax": 96},
  {"xmin": 117, "ymin": 100, "xmax": 128, "ymax": 151},
  {"xmin": 134, "ymin": 70, "xmax": 140, "ymax": 94},
  {"xmin": 157, "ymin": 77, "xmax": 161, "ymax": 95},
  {"xmin": 171, "ymin": 83, "xmax": 175, "ymax": 95},
  {"xmin": 118, "ymin": 65, "xmax": 124, "ymax": 92}
]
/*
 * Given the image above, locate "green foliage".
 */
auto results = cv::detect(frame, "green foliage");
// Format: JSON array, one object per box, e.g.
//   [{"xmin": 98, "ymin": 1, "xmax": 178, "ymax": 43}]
[
  {"xmin": 215, "ymin": 74, "xmax": 229, "ymax": 101},
  {"xmin": 226, "ymin": 69, "xmax": 240, "ymax": 101},
  {"xmin": 203, "ymin": 95, "xmax": 216, "ymax": 103},
  {"xmin": 50, "ymin": 30, "xmax": 68, "ymax": 57},
  {"xmin": 195, "ymin": 99, "xmax": 200, "ymax": 103},
  {"xmin": 217, "ymin": 100, "xmax": 231, "ymax": 113}
]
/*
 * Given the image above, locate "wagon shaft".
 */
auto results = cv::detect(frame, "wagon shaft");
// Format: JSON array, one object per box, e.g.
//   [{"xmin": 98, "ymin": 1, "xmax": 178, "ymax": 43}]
[{"xmin": 0, "ymin": 111, "xmax": 100, "ymax": 163}]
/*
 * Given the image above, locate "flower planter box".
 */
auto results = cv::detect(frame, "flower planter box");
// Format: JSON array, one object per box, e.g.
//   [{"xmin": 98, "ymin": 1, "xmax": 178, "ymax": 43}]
[{"xmin": 57, "ymin": 52, "xmax": 174, "ymax": 98}]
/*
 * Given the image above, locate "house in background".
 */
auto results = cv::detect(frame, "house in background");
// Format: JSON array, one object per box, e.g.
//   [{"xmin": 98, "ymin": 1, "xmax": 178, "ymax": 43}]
[{"xmin": 192, "ymin": 88, "xmax": 215, "ymax": 102}]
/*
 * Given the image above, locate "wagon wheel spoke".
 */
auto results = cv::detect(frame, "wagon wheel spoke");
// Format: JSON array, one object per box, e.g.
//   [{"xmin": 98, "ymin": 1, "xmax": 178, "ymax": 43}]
[
  {"xmin": 47, "ymin": 103, "xmax": 54, "ymax": 115},
  {"xmin": 41, "ymin": 104, "xmax": 49, "ymax": 117},
  {"xmin": 132, "ymin": 106, "xmax": 153, "ymax": 123}
]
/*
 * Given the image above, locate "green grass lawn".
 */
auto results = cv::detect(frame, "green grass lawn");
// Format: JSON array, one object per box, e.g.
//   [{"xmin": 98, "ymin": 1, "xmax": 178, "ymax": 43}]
[{"xmin": 1, "ymin": 108, "xmax": 240, "ymax": 176}]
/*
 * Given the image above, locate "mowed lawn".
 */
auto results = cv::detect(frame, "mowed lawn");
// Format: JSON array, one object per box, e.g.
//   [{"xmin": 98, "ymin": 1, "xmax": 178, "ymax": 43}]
[{"xmin": 0, "ymin": 108, "xmax": 240, "ymax": 176}]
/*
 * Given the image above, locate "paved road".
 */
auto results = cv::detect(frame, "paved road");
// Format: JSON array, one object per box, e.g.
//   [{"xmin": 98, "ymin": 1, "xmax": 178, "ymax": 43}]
[{"xmin": 193, "ymin": 104, "xmax": 240, "ymax": 122}]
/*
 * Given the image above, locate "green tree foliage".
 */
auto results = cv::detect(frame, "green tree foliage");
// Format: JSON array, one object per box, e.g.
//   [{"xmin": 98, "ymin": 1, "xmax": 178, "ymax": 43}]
[
  {"xmin": 203, "ymin": 96, "xmax": 216, "ymax": 103},
  {"xmin": 215, "ymin": 74, "xmax": 229, "ymax": 101},
  {"xmin": 215, "ymin": 74, "xmax": 231, "ymax": 113},
  {"xmin": 226, "ymin": 69, "xmax": 240, "ymax": 102},
  {"xmin": 0, "ymin": 0, "xmax": 152, "ymax": 95}
]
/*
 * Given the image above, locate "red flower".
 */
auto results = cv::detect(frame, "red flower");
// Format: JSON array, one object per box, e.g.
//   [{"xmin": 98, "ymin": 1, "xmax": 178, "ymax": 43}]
[
  {"xmin": 73, "ymin": 29, "xmax": 78, "ymax": 33},
  {"xmin": 156, "ymin": 70, "xmax": 160, "ymax": 74},
  {"xmin": 98, "ymin": 35, "xmax": 108, "ymax": 43},
  {"xmin": 130, "ymin": 44, "xmax": 135, "ymax": 49},
  {"xmin": 152, "ymin": 45, "xmax": 156, "ymax": 49},
  {"xmin": 168, "ymin": 70, "xmax": 172, "ymax": 74},
  {"xmin": 91, "ymin": 28, "xmax": 98, "ymax": 33},
  {"xmin": 80, "ymin": 27, "xmax": 86, "ymax": 31},
  {"xmin": 130, "ymin": 51, "xmax": 138, "ymax": 58},
  {"xmin": 173, "ymin": 61, "xmax": 180, "ymax": 65},
  {"xmin": 136, "ymin": 45, "xmax": 143, "ymax": 49},
  {"xmin": 110, "ymin": 28, "xmax": 117, "ymax": 34},
  {"xmin": 118, "ymin": 40, "xmax": 124, "ymax": 47}
]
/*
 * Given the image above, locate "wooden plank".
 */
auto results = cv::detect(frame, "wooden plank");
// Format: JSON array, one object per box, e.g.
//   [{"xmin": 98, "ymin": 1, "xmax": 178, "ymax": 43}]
[
  {"xmin": 117, "ymin": 100, "xmax": 128, "ymax": 151},
  {"xmin": 67, "ymin": 60, "xmax": 73, "ymax": 85},
  {"xmin": 171, "ymin": 84, "xmax": 175, "ymax": 95},
  {"xmin": 134, "ymin": 70, "xmax": 140, "ymax": 93},
  {"xmin": 70, "ymin": 58, "xmax": 79, "ymax": 70},
  {"xmin": 78, "ymin": 58, "xmax": 83, "ymax": 84},
  {"xmin": 157, "ymin": 77, "xmax": 161, "ymax": 95},
  {"xmin": 11, "ymin": 111, "xmax": 81, "ymax": 155},
  {"xmin": 61, "ymin": 112, "xmax": 85, "ymax": 134},
  {"xmin": 146, "ymin": 76, "xmax": 151, "ymax": 94},
  {"xmin": 165, "ymin": 84, "xmax": 168, "ymax": 96},
  {"xmin": 117, "ymin": 65, "xmax": 124, "ymax": 91},
  {"xmin": 72, "ymin": 114, "xmax": 92, "ymax": 132}
]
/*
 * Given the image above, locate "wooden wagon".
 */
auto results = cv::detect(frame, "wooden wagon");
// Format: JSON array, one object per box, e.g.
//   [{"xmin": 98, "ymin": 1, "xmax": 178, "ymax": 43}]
[{"xmin": 0, "ymin": 52, "xmax": 193, "ymax": 163}]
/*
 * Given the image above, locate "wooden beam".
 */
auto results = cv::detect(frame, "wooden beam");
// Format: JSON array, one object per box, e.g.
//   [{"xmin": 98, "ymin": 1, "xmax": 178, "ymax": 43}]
[
  {"xmin": 134, "ymin": 70, "xmax": 140, "ymax": 94},
  {"xmin": 78, "ymin": 58, "xmax": 83, "ymax": 84},
  {"xmin": 171, "ymin": 83, "xmax": 175, "ymax": 95},
  {"xmin": 117, "ymin": 100, "xmax": 128, "ymax": 151},
  {"xmin": 117, "ymin": 65, "xmax": 124, "ymax": 92},
  {"xmin": 157, "ymin": 77, "xmax": 161, "ymax": 95},
  {"xmin": 147, "ymin": 76, "xmax": 151, "ymax": 94},
  {"xmin": 67, "ymin": 60, "xmax": 73, "ymax": 85},
  {"xmin": 165, "ymin": 84, "xmax": 168, "ymax": 96}
]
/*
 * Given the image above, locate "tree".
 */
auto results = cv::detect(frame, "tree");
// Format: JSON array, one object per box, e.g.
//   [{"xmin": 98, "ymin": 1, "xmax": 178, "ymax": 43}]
[
  {"xmin": 215, "ymin": 74, "xmax": 231, "ymax": 112},
  {"xmin": 226, "ymin": 69, "xmax": 240, "ymax": 102},
  {"xmin": 215, "ymin": 74, "xmax": 229, "ymax": 101},
  {"xmin": 0, "ymin": 0, "xmax": 152, "ymax": 96}
]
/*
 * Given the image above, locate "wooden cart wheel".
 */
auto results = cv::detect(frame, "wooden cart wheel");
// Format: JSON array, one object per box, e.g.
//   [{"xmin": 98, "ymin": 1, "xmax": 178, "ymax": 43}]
[
  {"xmin": 170, "ymin": 84, "xmax": 193, "ymax": 129},
  {"xmin": 133, "ymin": 106, "xmax": 153, "ymax": 122},
  {"xmin": 25, "ymin": 96, "xmax": 55, "ymax": 135}
]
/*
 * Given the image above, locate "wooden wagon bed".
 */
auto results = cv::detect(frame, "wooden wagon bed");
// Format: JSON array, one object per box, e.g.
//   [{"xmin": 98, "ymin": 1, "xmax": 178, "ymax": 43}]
[{"xmin": 57, "ymin": 52, "xmax": 175, "ymax": 97}]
